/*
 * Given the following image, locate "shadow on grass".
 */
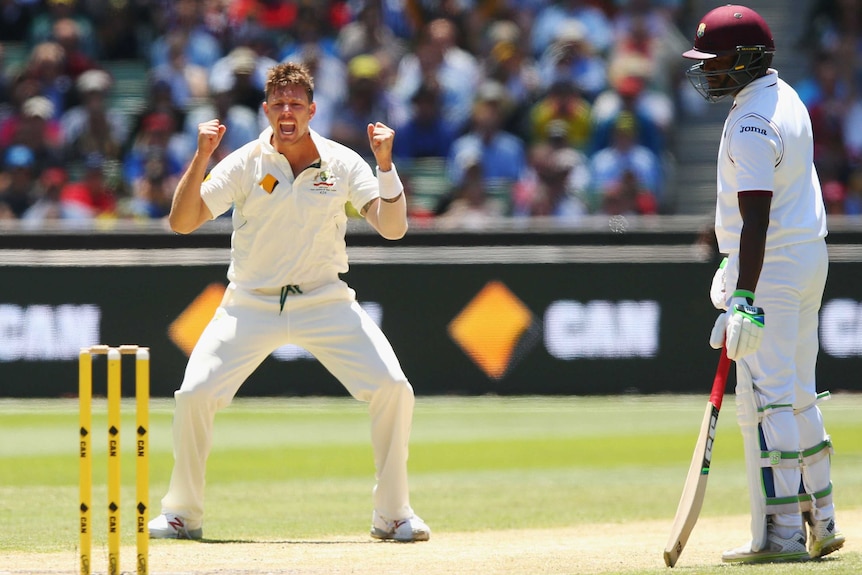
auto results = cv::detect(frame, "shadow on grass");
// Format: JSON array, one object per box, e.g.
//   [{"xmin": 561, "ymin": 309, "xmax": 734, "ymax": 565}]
[{"xmin": 197, "ymin": 538, "xmax": 377, "ymax": 545}]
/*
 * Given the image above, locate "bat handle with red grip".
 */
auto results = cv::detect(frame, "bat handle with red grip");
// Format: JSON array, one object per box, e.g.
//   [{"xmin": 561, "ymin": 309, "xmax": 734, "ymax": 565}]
[{"xmin": 709, "ymin": 347, "xmax": 732, "ymax": 410}]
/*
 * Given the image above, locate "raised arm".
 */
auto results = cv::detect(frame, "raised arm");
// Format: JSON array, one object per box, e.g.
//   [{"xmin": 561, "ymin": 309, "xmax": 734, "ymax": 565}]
[
  {"xmin": 362, "ymin": 122, "xmax": 408, "ymax": 240},
  {"xmin": 168, "ymin": 119, "xmax": 226, "ymax": 234}
]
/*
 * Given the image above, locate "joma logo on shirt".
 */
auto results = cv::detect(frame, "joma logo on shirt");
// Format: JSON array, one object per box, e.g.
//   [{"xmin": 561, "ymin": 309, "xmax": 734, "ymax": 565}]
[{"xmin": 739, "ymin": 125, "xmax": 767, "ymax": 135}]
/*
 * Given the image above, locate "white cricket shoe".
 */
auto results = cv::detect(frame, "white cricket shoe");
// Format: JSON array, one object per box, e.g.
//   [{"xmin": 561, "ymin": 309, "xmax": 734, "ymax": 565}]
[
  {"xmin": 370, "ymin": 510, "xmax": 430, "ymax": 542},
  {"xmin": 148, "ymin": 513, "xmax": 203, "ymax": 540},
  {"xmin": 808, "ymin": 517, "xmax": 845, "ymax": 558},
  {"xmin": 722, "ymin": 530, "xmax": 809, "ymax": 563}
]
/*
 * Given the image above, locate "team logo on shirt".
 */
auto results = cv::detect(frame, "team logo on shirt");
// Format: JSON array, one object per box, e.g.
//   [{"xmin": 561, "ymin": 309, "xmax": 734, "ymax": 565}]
[
  {"xmin": 312, "ymin": 169, "xmax": 335, "ymax": 191},
  {"xmin": 259, "ymin": 173, "xmax": 279, "ymax": 194},
  {"xmin": 739, "ymin": 125, "xmax": 767, "ymax": 135}
]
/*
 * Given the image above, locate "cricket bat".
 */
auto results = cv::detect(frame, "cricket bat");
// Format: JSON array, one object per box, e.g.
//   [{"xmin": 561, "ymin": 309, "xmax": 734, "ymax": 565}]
[{"xmin": 663, "ymin": 347, "xmax": 732, "ymax": 567}]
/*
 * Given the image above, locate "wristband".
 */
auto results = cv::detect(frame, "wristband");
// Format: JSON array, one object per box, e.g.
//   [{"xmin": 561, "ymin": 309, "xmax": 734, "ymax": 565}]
[
  {"xmin": 732, "ymin": 289, "xmax": 755, "ymax": 304},
  {"xmin": 377, "ymin": 164, "xmax": 404, "ymax": 200},
  {"xmin": 380, "ymin": 193, "xmax": 403, "ymax": 203}
]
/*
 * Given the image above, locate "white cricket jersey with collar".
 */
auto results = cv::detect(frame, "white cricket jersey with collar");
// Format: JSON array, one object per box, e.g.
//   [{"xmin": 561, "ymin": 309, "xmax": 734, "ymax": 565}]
[
  {"xmin": 200, "ymin": 127, "xmax": 380, "ymax": 290},
  {"xmin": 714, "ymin": 70, "xmax": 827, "ymax": 254}
]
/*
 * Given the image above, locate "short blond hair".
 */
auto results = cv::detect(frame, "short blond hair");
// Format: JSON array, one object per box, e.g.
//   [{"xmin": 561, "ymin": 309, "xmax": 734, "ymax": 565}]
[{"xmin": 265, "ymin": 62, "xmax": 315, "ymax": 102}]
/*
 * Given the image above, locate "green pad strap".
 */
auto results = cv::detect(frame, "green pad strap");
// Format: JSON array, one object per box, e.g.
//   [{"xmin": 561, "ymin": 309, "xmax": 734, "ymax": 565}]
[
  {"xmin": 801, "ymin": 438, "xmax": 833, "ymax": 459},
  {"xmin": 759, "ymin": 439, "xmax": 833, "ymax": 469},
  {"xmin": 766, "ymin": 483, "xmax": 833, "ymax": 514},
  {"xmin": 760, "ymin": 449, "xmax": 801, "ymax": 469}
]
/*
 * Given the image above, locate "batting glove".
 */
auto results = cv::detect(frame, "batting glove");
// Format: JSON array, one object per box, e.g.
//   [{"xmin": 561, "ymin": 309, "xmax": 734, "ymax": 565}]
[
  {"xmin": 710, "ymin": 257, "xmax": 729, "ymax": 310},
  {"xmin": 709, "ymin": 290, "xmax": 765, "ymax": 360}
]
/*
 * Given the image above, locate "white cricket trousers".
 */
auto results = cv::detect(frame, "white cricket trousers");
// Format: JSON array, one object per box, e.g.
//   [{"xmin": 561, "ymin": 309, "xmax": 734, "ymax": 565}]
[
  {"xmin": 726, "ymin": 238, "xmax": 834, "ymax": 537},
  {"xmin": 160, "ymin": 280, "xmax": 416, "ymax": 525}
]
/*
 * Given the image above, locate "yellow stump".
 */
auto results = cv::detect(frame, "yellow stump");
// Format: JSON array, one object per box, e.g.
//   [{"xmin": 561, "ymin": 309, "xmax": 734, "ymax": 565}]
[
  {"xmin": 78, "ymin": 349, "xmax": 92, "ymax": 575},
  {"xmin": 79, "ymin": 345, "xmax": 150, "ymax": 575},
  {"xmin": 106, "ymin": 348, "xmax": 122, "ymax": 575},
  {"xmin": 136, "ymin": 348, "xmax": 150, "ymax": 575}
]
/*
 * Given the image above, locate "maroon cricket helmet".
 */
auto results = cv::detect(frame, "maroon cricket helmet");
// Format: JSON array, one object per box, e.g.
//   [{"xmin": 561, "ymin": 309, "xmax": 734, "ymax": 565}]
[
  {"xmin": 682, "ymin": 5, "xmax": 775, "ymax": 102},
  {"xmin": 683, "ymin": 4, "xmax": 774, "ymax": 60}
]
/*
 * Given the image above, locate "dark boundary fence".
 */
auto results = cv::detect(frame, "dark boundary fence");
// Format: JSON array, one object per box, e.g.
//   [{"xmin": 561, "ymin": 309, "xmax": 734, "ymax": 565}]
[{"xmin": 1, "ymin": 217, "xmax": 860, "ymax": 398}]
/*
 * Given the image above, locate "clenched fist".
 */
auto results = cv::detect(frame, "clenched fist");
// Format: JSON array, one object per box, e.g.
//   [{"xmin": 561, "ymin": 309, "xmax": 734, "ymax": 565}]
[
  {"xmin": 198, "ymin": 119, "xmax": 227, "ymax": 157},
  {"xmin": 367, "ymin": 122, "xmax": 395, "ymax": 171}
]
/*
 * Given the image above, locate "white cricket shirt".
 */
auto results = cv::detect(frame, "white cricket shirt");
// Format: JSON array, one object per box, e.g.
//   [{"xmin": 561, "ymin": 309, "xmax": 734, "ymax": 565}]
[
  {"xmin": 714, "ymin": 70, "xmax": 827, "ymax": 253},
  {"xmin": 200, "ymin": 127, "xmax": 380, "ymax": 289}
]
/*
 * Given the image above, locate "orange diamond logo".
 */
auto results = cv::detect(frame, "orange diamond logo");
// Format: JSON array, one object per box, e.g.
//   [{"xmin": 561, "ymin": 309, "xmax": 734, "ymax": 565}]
[
  {"xmin": 168, "ymin": 283, "xmax": 226, "ymax": 355},
  {"xmin": 259, "ymin": 173, "xmax": 279, "ymax": 194},
  {"xmin": 448, "ymin": 281, "xmax": 538, "ymax": 380}
]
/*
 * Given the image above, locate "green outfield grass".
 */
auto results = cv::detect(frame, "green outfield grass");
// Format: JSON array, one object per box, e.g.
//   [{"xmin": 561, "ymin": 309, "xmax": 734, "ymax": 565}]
[{"xmin": 1, "ymin": 394, "xmax": 860, "ymax": 574}]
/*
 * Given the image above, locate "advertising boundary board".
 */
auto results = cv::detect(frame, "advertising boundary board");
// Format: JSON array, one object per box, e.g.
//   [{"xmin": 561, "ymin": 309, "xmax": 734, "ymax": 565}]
[{"xmin": 1, "ymin": 242, "xmax": 861, "ymax": 398}]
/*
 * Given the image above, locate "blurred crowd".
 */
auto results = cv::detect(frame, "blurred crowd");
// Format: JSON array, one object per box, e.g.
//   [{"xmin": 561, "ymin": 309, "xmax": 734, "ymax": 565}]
[
  {"xmin": 0, "ymin": 0, "xmax": 694, "ymax": 229},
  {"xmin": 795, "ymin": 0, "xmax": 862, "ymax": 216}
]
